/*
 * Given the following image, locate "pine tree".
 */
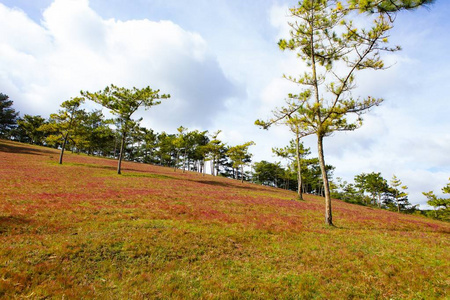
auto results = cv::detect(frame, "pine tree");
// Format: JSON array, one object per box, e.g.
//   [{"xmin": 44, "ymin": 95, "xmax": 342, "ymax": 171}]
[
  {"xmin": 227, "ymin": 142, "xmax": 255, "ymax": 183},
  {"xmin": 81, "ymin": 85, "xmax": 169, "ymax": 174},
  {"xmin": 0, "ymin": 93, "xmax": 19, "ymax": 138},
  {"xmin": 390, "ymin": 175, "xmax": 409, "ymax": 213}
]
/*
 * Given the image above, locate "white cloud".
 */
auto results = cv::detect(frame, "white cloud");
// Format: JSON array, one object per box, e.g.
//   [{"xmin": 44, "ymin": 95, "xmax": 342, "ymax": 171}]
[
  {"xmin": 0, "ymin": 0, "xmax": 238, "ymax": 131},
  {"xmin": 269, "ymin": 3, "xmax": 291, "ymax": 41}
]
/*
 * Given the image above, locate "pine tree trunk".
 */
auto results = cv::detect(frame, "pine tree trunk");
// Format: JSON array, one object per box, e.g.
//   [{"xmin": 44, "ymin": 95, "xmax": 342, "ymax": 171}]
[
  {"xmin": 117, "ymin": 132, "xmax": 126, "ymax": 175},
  {"xmin": 113, "ymin": 135, "xmax": 118, "ymax": 159},
  {"xmin": 241, "ymin": 165, "xmax": 244, "ymax": 183},
  {"xmin": 317, "ymin": 134, "xmax": 333, "ymax": 226},
  {"xmin": 183, "ymin": 148, "xmax": 187, "ymax": 173},
  {"xmin": 174, "ymin": 152, "xmax": 179, "ymax": 172},
  {"xmin": 59, "ymin": 133, "xmax": 69, "ymax": 164},
  {"xmin": 296, "ymin": 134, "xmax": 303, "ymax": 200}
]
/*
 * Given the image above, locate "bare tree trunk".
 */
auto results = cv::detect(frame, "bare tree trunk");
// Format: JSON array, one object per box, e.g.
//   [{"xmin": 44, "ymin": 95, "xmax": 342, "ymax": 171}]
[
  {"xmin": 317, "ymin": 134, "xmax": 333, "ymax": 226},
  {"xmin": 241, "ymin": 165, "xmax": 244, "ymax": 183}
]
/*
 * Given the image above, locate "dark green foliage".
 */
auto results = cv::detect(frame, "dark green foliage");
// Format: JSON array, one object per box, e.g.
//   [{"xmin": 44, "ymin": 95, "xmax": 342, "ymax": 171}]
[
  {"xmin": 332, "ymin": 180, "xmax": 365, "ymax": 205},
  {"xmin": 15, "ymin": 114, "xmax": 48, "ymax": 145},
  {"xmin": 354, "ymin": 172, "xmax": 389, "ymax": 207},
  {"xmin": 253, "ymin": 161, "xmax": 285, "ymax": 187},
  {"xmin": 76, "ymin": 110, "xmax": 115, "ymax": 156},
  {"xmin": 253, "ymin": 155, "xmax": 334, "ymax": 196},
  {"xmin": 334, "ymin": 173, "xmax": 418, "ymax": 215},
  {"xmin": 0, "ymin": 93, "xmax": 19, "ymax": 137}
]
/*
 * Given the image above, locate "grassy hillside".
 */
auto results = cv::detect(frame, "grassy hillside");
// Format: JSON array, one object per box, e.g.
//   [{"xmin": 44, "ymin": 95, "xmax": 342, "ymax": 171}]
[{"xmin": 1, "ymin": 139, "xmax": 449, "ymax": 299}]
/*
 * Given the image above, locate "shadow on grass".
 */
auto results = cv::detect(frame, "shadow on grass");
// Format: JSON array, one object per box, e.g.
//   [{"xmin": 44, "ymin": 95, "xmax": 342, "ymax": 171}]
[
  {"xmin": 122, "ymin": 173, "xmax": 176, "ymax": 180},
  {"xmin": 0, "ymin": 216, "xmax": 33, "ymax": 234},
  {"xmin": 334, "ymin": 223, "xmax": 450, "ymax": 234},
  {"xmin": 59, "ymin": 158, "xmax": 178, "ymax": 180},
  {"xmin": 0, "ymin": 140, "xmax": 56, "ymax": 156},
  {"xmin": 65, "ymin": 162, "xmax": 116, "ymax": 171},
  {"xmin": 193, "ymin": 180, "xmax": 257, "ymax": 191}
]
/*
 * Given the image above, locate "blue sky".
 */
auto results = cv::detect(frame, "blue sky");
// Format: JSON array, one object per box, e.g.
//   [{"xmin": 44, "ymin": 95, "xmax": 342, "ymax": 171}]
[{"xmin": 1, "ymin": 0, "xmax": 449, "ymax": 207}]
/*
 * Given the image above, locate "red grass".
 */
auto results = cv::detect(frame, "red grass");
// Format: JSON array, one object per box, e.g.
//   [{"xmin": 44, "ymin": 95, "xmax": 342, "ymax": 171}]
[{"xmin": 1, "ymin": 139, "xmax": 449, "ymax": 299}]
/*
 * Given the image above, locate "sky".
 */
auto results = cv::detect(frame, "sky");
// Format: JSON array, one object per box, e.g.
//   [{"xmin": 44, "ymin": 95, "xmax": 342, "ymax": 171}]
[{"xmin": 1, "ymin": 0, "xmax": 449, "ymax": 207}]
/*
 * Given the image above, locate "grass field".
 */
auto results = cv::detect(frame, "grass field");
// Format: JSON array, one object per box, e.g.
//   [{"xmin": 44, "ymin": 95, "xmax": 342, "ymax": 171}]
[{"xmin": 0, "ymin": 139, "xmax": 449, "ymax": 299}]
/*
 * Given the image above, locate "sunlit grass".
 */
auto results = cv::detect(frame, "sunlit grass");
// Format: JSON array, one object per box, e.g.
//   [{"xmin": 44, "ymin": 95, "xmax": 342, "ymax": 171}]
[{"xmin": 1, "ymin": 139, "xmax": 449, "ymax": 298}]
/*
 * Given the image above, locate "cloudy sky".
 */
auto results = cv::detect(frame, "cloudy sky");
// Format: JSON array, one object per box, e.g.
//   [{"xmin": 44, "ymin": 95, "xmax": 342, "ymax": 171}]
[{"xmin": 1, "ymin": 0, "xmax": 449, "ymax": 207}]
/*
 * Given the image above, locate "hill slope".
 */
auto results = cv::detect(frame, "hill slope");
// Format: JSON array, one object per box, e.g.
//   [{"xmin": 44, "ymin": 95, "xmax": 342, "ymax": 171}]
[{"xmin": 1, "ymin": 139, "xmax": 449, "ymax": 299}]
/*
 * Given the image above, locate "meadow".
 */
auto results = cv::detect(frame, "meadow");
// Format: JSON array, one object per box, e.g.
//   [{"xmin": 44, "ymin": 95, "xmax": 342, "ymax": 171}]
[{"xmin": 0, "ymin": 139, "xmax": 449, "ymax": 299}]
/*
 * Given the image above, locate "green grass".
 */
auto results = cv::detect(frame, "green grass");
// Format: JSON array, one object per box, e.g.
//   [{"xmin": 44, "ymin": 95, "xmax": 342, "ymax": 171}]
[{"xmin": 0, "ymin": 139, "xmax": 449, "ymax": 299}]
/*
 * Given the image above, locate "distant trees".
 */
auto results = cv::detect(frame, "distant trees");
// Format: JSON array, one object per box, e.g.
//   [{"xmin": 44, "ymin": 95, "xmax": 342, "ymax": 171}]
[
  {"xmin": 0, "ymin": 92, "xmax": 258, "ymax": 180},
  {"xmin": 253, "ymin": 161, "xmax": 285, "ymax": 187},
  {"xmin": 273, "ymin": 139, "xmax": 311, "ymax": 199},
  {"xmin": 189, "ymin": 130, "xmax": 210, "ymax": 175},
  {"xmin": 76, "ymin": 110, "xmax": 115, "ymax": 156},
  {"xmin": 227, "ymin": 141, "xmax": 255, "ymax": 182},
  {"xmin": 16, "ymin": 115, "xmax": 47, "ymax": 145},
  {"xmin": 256, "ymin": 103, "xmax": 313, "ymax": 200},
  {"xmin": 423, "ymin": 178, "xmax": 450, "ymax": 221},
  {"xmin": 333, "ymin": 178, "xmax": 365, "ymax": 205},
  {"xmin": 0, "ymin": 93, "xmax": 19, "ymax": 138},
  {"xmin": 390, "ymin": 175, "xmax": 409, "ymax": 213},
  {"xmin": 171, "ymin": 126, "xmax": 210, "ymax": 174},
  {"xmin": 333, "ymin": 172, "xmax": 416, "ymax": 213},
  {"xmin": 253, "ymin": 143, "xmax": 334, "ymax": 196},
  {"xmin": 205, "ymin": 130, "xmax": 227, "ymax": 176},
  {"xmin": 136, "ymin": 127, "xmax": 159, "ymax": 164},
  {"xmin": 81, "ymin": 84, "xmax": 170, "ymax": 174},
  {"xmin": 355, "ymin": 172, "xmax": 389, "ymax": 207}
]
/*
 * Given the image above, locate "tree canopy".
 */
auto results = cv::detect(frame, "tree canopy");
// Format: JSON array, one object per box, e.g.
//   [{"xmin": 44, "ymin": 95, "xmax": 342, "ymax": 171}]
[
  {"xmin": 81, "ymin": 84, "xmax": 170, "ymax": 174},
  {"xmin": 0, "ymin": 93, "xmax": 19, "ymax": 137}
]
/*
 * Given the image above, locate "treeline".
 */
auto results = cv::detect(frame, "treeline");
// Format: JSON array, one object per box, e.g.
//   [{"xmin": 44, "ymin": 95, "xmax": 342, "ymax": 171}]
[
  {"xmin": 333, "ymin": 173, "xmax": 450, "ymax": 221},
  {"xmin": 1, "ymin": 91, "xmax": 334, "ymax": 194},
  {"xmin": 0, "ymin": 92, "xmax": 255, "ymax": 181}
]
